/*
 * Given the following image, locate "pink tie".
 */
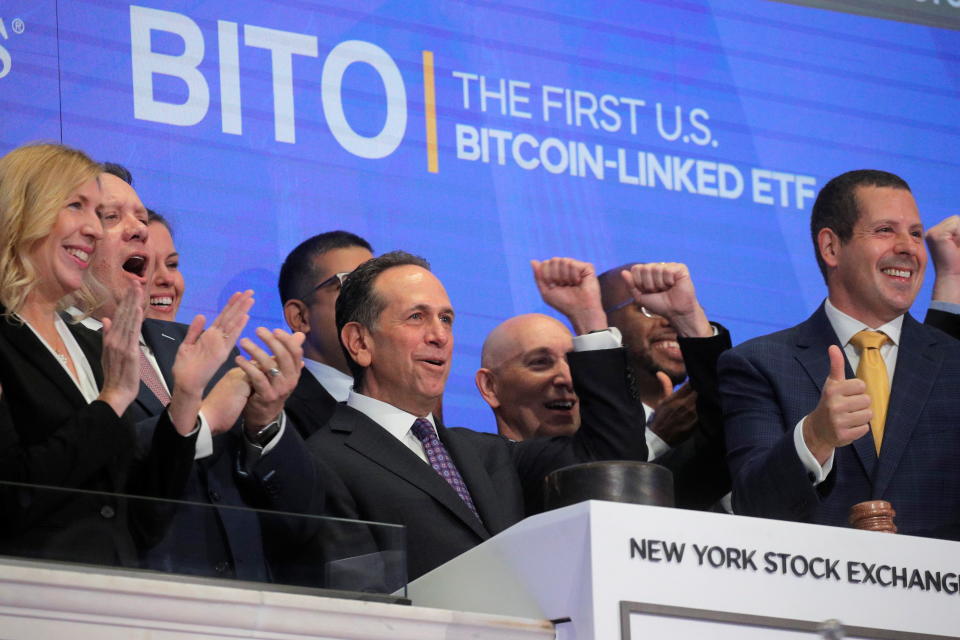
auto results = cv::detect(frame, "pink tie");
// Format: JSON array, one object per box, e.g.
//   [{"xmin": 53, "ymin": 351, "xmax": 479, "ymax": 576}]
[{"xmin": 139, "ymin": 347, "xmax": 171, "ymax": 406}]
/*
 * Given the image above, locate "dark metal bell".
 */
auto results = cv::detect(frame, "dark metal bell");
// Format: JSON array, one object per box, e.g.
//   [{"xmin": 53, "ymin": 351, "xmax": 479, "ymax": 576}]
[{"xmin": 543, "ymin": 461, "xmax": 675, "ymax": 511}]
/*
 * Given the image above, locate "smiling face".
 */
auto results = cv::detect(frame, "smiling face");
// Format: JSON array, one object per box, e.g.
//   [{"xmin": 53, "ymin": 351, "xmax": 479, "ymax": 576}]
[
  {"xmin": 601, "ymin": 268, "xmax": 685, "ymax": 384},
  {"xmin": 27, "ymin": 178, "xmax": 103, "ymax": 304},
  {"xmin": 477, "ymin": 314, "xmax": 579, "ymax": 441},
  {"xmin": 88, "ymin": 173, "xmax": 151, "ymax": 317},
  {"xmin": 822, "ymin": 185, "xmax": 926, "ymax": 327},
  {"xmin": 357, "ymin": 265, "xmax": 453, "ymax": 416},
  {"xmin": 145, "ymin": 221, "xmax": 184, "ymax": 321}
]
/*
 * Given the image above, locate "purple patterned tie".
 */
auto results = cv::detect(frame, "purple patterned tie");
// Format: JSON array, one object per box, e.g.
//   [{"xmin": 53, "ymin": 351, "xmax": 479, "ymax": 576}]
[{"xmin": 410, "ymin": 418, "xmax": 480, "ymax": 521}]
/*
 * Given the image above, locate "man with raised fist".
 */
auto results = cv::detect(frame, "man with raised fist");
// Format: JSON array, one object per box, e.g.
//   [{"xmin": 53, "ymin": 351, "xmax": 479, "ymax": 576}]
[
  {"xmin": 477, "ymin": 259, "xmax": 731, "ymax": 510},
  {"xmin": 720, "ymin": 169, "xmax": 960, "ymax": 539}
]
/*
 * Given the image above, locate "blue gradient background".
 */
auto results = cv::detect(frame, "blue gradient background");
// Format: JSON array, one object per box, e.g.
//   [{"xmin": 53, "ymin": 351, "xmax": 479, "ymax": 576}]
[{"xmin": 1, "ymin": 0, "xmax": 958, "ymax": 432}]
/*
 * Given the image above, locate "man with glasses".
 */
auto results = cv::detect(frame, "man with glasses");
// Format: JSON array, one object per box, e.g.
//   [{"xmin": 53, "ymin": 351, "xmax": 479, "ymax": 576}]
[
  {"xmin": 280, "ymin": 231, "xmax": 374, "ymax": 438},
  {"xmin": 599, "ymin": 263, "xmax": 707, "ymax": 458},
  {"xmin": 595, "ymin": 262, "xmax": 732, "ymax": 510}
]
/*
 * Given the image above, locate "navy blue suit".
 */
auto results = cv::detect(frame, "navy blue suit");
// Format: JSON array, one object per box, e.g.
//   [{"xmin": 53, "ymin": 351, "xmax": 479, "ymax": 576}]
[
  {"xmin": 131, "ymin": 319, "xmax": 321, "ymax": 581},
  {"xmin": 720, "ymin": 304, "xmax": 960, "ymax": 539}
]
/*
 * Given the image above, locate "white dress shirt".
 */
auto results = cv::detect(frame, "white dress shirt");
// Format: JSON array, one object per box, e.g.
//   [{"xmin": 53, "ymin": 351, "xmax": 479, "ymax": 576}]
[
  {"xmin": 303, "ymin": 358, "xmax": 353, "ymax": 402},
  {"xmin": 21, "ymin": 314, "xmax": 100, "ymax": 403},
  {"xmin": 795, "ymin": 298, "xmax": 904, "ymax": 483},
  {"xmin": 347, "ymin": 390, "xmax": 438, "ymax": 464}
]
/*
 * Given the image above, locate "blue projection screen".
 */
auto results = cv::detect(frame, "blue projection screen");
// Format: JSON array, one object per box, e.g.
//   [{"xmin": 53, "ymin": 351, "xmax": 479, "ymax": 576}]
[{"xmin": 1, "ymin": 0, "xmax": 958, "ymax": 431}]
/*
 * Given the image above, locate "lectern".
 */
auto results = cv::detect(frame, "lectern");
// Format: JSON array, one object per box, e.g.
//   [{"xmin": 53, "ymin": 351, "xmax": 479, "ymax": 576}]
[{"xmin": 408, "ymin": 501, "xmax": 959, "ymax": 639}]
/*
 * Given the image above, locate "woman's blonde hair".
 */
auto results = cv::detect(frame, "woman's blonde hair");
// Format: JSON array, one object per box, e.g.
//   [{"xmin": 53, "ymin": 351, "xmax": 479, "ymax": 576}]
[{"xmin": 0, "ymin": 143, "xmax": 102, "ymax": 317}]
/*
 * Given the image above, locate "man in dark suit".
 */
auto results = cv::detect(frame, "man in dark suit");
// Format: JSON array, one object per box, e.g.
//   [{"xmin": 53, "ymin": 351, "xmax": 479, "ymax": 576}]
[
  {"xmin": 85, "ymin": 168, "xmax": 317, "ymax": 581},
  {"xmin": 477, "ymin": 259, "xmax": 730, "ymax": 510},
  {"xmin": 280, "ymin": 231, "xmax": 374, "ymax": 439},
  {"xmin": 300, "ymin": 251, "xmax": 646, "ymax": 581},
  {"xmin": 721, "ymin": 169, "xmax": 960, "ymax": 539}
]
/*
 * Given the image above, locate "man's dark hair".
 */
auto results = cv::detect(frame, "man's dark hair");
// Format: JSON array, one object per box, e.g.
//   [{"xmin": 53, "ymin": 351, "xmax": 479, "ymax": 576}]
[
  {"xmin": 102, "ymin": 162, "xmax": 133, "ymax": 185},
  {"xmin": 810, "ymin": 169, "xmax": 911, "ymax": 282},
  {"xmin": 147, "ymin": 208, "xmax": 174, "ymax": 237},
  {"xmin": 335, "ymin": 250, "xmax": 431, "ymax": 389},
  {"xmin": 278, "ymin": 230, "xmax": 373, "ymax": 304}
]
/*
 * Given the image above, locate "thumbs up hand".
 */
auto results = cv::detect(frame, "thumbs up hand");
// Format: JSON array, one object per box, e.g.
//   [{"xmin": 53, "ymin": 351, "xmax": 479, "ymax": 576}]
[{"xmin": 802, "ymin": 345, "xmax": 872, "ymax": 465}]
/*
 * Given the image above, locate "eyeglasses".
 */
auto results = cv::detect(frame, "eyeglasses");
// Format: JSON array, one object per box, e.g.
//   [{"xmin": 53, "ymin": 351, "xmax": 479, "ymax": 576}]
[
  {"xmin": 603, "ymin": 299, "xmax": 655, "ymax": 317},
  {"xmin": 312, "ymin": 271, "xmax": 351, "ymax": 293}
]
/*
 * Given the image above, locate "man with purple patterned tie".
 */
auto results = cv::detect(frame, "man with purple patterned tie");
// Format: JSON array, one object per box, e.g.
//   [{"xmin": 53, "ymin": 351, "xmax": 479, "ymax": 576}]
[{"xmin": 305, "ymin": 251, "xmax": 647, "ymax": 580}]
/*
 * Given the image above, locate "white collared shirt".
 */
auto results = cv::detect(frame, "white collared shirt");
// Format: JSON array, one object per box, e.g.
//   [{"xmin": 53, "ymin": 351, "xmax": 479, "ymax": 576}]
[
  {"xmin": 795, "ymin": 298, "xmax": 904, "ymax": 483},
  {"xmin": 346, "ymin": 390, "xmax": 437, "ymax": 464},
  {"xmin": 643, "ymin": 401, "xmax": 671, "ymax": 460},
  {"xmin": 823, "ymin": 298, "xmax": 902, "ymax": 384},
  {"xmin": 21, "ymin": 314, "xmax": 100, "ymax": 403},
  {"xmin": 303, "ymin": 358, "xmax": 354, "ymax": 402}
]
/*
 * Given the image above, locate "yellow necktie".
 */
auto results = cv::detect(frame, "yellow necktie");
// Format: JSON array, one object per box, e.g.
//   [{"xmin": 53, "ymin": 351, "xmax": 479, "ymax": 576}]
[{"xmin": 850, "ymin": 330, "xmax": 890, "ymax": 453}]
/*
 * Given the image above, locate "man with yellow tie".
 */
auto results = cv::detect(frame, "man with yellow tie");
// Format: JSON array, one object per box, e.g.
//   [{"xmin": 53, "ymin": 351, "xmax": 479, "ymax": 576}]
[{"xmin": 720, "ymin": 169, "xmax": 960, "ymax": 540}]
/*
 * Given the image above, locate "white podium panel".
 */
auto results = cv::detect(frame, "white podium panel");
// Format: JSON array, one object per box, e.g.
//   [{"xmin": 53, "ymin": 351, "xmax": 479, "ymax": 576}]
[
  {"xmin": 408, "ymin": 501, "xmax": 960, "ymax": 640},
  {"xmin": 0, "ymin": 557, "xmax": 554, "ymax": 640}
]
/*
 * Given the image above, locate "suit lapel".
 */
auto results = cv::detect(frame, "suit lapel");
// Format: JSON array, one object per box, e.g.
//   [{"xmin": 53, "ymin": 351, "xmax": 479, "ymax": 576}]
[
  {"xmin": 794, "ymin": 305, "xmax": 877, "ymax": 478},
  {"xmin": 136, "ymin": 320, "xmax": 180, "ymax": 415},
  {"xmin": 68, "ymin": 322, "xmax": 106, "ymax": 388},
  {"xmin": 873, "ymin": 314, "xmax": 941, "ymax": 498},
  {"xmin": 439, "ymin": 425, "xmax": 499, "ymax": 534},
  {"xmin": 0, "ymin": 315, "xmax": 88, "ymax": 408},
  {"xmin": 290, "ymin": 371, "xmax": 338, "ymax": 429},
  {"xmin": 334, "ymin": 408, "xmax": 489, "ymax": 539},
  {"xmin": 142, "ymin": 319, "xmax": 181, "ymax": 387}
]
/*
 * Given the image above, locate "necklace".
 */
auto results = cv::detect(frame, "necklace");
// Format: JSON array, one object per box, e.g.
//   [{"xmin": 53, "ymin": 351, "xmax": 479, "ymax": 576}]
[{"xmin": 53, "ymin": 349, "xmax": 69, "ymax": 366}]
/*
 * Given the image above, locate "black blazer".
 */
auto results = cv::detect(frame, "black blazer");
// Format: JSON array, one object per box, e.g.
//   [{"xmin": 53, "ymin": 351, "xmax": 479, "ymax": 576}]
[
  {"xmin": 131, "ymin": 319, "xmax": 321, "ymax": 582},
  {"xmin": 0, "ymin": 310, "xmax": 195, "ymax": 565},
  {"xmin": 654, "ymin": 325, "xmax": 733, "ymax": 510},
  {"xmin": 925, "ymin": 307, "xmax": 960, "ymax": 340},
  {"xmin": 286, "ymin": 369, "xmax": 340, "ymax": 440},
  {"xmin": 305, "ymin": 347, "xmax": 647, "ymax": 581}
]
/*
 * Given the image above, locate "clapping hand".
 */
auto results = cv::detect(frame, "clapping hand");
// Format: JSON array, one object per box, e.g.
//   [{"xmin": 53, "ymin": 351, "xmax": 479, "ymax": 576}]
[
  {"xmin": 234, "ymin": 328, "xmax": 305, "ymax": 436},
  {"xmin": 167, "ymin": 290, "xmax": 254, "ymax": 434},
  {"xmin": 98, "ymin": 284, "xmax": 146, "ymax": 416}
]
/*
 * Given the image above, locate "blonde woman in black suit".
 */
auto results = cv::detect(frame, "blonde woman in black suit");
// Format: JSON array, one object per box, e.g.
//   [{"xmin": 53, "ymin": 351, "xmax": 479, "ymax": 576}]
[{"xmin": 0, "ymin": 143, "xmax": 251, "ymax": 565}]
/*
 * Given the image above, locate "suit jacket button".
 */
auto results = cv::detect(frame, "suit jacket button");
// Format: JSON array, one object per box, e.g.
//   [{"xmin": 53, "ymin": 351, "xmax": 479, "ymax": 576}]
[
  {"xmin": 100, "ymin": 505, "xmax": 115, "ymax": 519},
  {"xmin": 209, "ymin": 490, "xmax": 221, "ymax": 502},
  {"xmin": 214, "ymin": 560, "xmax": 231, "ymax": 575}
]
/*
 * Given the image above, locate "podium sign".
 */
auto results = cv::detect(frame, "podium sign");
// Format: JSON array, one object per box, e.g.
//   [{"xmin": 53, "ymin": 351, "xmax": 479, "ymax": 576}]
[{"xmin": 408, "ymin": 501, "xmax": 960, "ymax": 639}]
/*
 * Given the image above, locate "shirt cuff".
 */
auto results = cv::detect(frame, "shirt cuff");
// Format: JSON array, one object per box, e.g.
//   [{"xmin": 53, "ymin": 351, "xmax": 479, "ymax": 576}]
[
  {"xmin": 929, "ymin": 300, "xmax": 960, "ymax": 315},
  {"xmin": 794, "ymin": 416, "xmax": 834, "ymax": 484},
  {"xmin": 571, "ymin": 327, "xmax": 622, "ymax": 351},
  {"xmin": 645, "ymin": 428, "xmax": 670, "ymax": 461},
  {"xmin": 239, "ymin": 412, "xmax": 287, "ymax": 476},
  {"xmin": 193, "ymin": 411, "xmax": 214, "ymax": 460}
]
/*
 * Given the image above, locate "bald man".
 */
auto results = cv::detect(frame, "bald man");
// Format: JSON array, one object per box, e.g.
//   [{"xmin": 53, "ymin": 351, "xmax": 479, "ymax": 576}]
[
  {"xmin": 477, "ymin": 313, "xmax": 579, "ymax": 441},
  {"xmin": 480, "ymin": 259, "xmax": 732, "ymax": 510},
  {"xmin": 477, "ymin": 258, "xmax": 647, "ymax": 468}
]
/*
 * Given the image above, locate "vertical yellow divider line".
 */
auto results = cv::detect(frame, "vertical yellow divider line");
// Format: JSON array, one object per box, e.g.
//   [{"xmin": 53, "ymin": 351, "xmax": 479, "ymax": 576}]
[{"xmin": 422, "ymin": 50, "xmax": 439, "ymax": 173}]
